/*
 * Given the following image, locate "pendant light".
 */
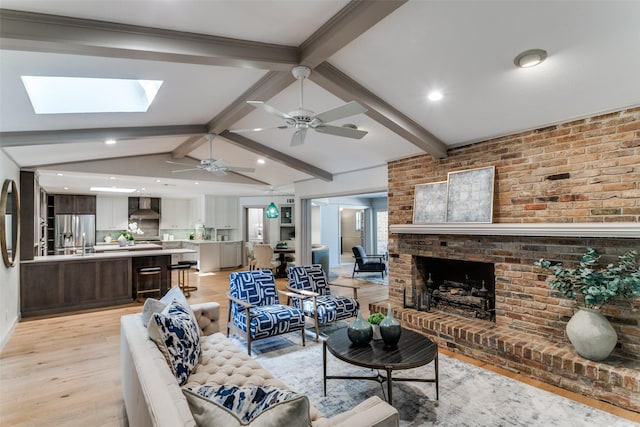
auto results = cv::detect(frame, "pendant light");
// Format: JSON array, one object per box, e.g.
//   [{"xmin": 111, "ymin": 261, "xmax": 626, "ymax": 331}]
[{"xmin": 266, "ymin": 202, "xmax": 279, "ymax": 219}]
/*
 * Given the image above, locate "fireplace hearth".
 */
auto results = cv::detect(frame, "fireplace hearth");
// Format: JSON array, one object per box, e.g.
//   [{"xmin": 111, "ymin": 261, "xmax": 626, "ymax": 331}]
[{"xmin": 407, "ymin": 256, "xmax": 495, "ymax": 321}]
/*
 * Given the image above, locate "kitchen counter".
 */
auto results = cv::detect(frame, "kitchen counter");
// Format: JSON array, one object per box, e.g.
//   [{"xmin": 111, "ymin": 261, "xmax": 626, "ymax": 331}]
[
  {"xmin": 161, "ymin": 239, "xmax": 242, "ymax": 243},
  {"xmin": 19, "ymin": 248, "xmax": 196, "ymax": 317},
  {"xmin": 93, "ymin": 243, "xmax": 163, "ymax": 252},
  {"xmin": 22, "ymin": 248, "xmax": 193, "ymax": 263}
]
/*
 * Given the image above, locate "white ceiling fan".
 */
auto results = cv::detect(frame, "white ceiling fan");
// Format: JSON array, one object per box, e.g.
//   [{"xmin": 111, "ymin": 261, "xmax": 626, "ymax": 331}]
[
  {"xmin": 230, "ymin": 65, "xmax": 368, "ymax": 146},
  {"xmin": 166, "ymin": 134, "xmax": 255, "ymax": 177}
]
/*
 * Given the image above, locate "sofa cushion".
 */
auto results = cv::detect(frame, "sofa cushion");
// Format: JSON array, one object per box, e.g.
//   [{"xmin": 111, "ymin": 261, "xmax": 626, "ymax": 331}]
[
  {"xmin": 142, "ymin": 286, "xmax": 196, "ymax": 328},
  {"xmin": 148, "ymin": 299, "xmax": 201, "ymax": 386},
  {"xmin": 183, "ymin": 384, "xmax": 311, "ymax": 427}
]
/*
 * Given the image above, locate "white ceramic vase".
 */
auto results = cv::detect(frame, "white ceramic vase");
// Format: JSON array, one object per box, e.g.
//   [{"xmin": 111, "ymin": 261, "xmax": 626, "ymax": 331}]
[{"xmin": 566, "ymin": 308, "xmax": 618, "ymax": 361}]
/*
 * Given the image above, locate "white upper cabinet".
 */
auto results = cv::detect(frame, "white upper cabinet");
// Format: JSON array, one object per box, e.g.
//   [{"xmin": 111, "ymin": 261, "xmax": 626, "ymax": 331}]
[
  {"xmin": 204, "ymin": 196, "xmax": 239, "ymax": 229},
  {"xmin": 191, "ymin": 195, "xmax": 205, "ymax": 225},
  {"xmin": 160, "ymin": 198, "xmax": 192, "ymax": 229},
  {"xmin": 96, "ymin": 196, "xmax": 128, "ymax": 230}
]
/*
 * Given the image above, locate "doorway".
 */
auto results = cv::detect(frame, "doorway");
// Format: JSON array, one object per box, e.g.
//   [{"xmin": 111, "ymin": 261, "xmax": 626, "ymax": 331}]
[
  {"xmin": 246, "ymin": 208, "xmax": 265, "ymax": 244},
  {"xmin": 340, "ymin": 208, "xmax": 365, "ymax": 264}
]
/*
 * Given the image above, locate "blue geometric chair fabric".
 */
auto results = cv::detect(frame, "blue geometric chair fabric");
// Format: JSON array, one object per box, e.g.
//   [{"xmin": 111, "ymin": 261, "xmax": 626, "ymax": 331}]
[
  {"xmin": 227, "ymin": 269, "xmax": 306, "ymax": 355},
  {"xmin": 286, "ymin": 264, "xmax": 359, "ymax": 341}
]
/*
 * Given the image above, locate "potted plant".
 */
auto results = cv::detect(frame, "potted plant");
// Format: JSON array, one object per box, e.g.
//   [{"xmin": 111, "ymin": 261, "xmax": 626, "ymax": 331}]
[
  {"xmin": 368, "ymin": 312, "xmax": 385, "ymax": 340},
  {"xmin": 534, "ymin": 247, "xmax": 640, "ymax": 361}
]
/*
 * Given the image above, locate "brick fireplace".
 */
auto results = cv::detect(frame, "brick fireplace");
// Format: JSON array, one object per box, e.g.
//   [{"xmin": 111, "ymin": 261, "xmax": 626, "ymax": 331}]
[{"xmin": 374, "ymin": 108, "xmax": 640, "ymax": 413}]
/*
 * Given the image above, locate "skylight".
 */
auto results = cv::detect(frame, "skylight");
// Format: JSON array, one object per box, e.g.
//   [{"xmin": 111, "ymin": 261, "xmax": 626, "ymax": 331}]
[{"xmin": 21, "ymin": 76, "xmax": 163, "ymax": 114}]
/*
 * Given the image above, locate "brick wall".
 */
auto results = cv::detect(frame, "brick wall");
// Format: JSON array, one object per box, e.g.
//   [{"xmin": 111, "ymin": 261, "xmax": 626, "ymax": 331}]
[
  {"xmin": 389, "ymin": 107, "xmax": 640, "ymax": 225},
  {"xmin": 387, "ymin": 107, "xmax": 640, "ymax": 354},
  {"xmin": 384, "ymin": 108, "xmax": 640, "ymax": 412}
]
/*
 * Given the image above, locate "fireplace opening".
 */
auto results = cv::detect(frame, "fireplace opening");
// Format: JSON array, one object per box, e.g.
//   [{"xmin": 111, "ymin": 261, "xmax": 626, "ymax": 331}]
[{"xmin": 411, "ymin": 256, "xmax": 496, "ymax": 321}]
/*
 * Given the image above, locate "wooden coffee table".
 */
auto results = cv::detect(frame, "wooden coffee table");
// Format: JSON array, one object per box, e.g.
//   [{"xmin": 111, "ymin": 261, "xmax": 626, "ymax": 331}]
[{"xmin": 323, "ymin": 327, "xmax": 438, "ymax": 405}]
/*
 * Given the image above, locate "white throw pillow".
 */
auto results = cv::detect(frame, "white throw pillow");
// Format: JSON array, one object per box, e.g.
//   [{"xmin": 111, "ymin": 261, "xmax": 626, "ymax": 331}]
[
  {"xmin": 183, "ymin": 385, "xmax": 311, "ymax": 427},
  {"xmin": 142, "ymin": 286, "xmax": 196, "ymax": 328},
  {"xmin": 148, "ymin": 299, "xmax": 201, "ymax": 386}
]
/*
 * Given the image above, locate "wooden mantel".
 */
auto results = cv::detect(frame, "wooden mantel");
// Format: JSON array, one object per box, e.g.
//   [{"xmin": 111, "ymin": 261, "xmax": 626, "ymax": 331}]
[{"xmin": 389, "ymin": 223, "xmax": 640, "ymax": 238}]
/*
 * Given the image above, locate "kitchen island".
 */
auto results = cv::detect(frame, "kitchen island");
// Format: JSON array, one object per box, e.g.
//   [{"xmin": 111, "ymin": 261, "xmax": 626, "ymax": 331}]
[
  {"xmin": 20, "ymin": 248, "xmax": 194, "ymax": 317},
  {"xmin": 163, "ymin": 240, "xmax": 243, "ymax": 272}
]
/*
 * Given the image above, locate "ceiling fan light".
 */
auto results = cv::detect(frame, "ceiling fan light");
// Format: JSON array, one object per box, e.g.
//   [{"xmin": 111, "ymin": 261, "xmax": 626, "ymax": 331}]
[
  {"xmin": 266, "ymin": 202, "xmax": 279, "ymax": 219},
  {"xmin": 514, "ymin": 49, "xmax": 547, "ymax": 68}
]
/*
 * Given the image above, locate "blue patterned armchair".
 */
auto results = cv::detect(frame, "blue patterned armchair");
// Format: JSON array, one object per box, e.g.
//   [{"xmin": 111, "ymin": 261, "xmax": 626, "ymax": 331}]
[
  {"xmin": 287, "ymin": 264, "xmax": 360, "ymax": 342},
  {"xmin": 227, "ymin": 269, "xmax": 306, "ymax": 355}
]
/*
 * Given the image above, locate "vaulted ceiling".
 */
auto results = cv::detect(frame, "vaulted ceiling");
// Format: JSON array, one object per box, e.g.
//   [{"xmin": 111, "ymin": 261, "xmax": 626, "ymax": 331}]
[{"xmin": 1, "ymin": 1, "xmax": 639, "ymax": 198}]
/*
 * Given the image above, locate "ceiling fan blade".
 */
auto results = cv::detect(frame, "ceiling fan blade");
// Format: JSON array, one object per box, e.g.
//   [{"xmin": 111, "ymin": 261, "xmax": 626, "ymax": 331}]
[
  {"xmin": 229, "ymin": 125, "xmax": 290, "ymax": 133},
  {"xmin": 211, "ymin": 169, "xmax": 227, "ymax": 177},
  {"xmin": 224, "ymin": 166, "xmax": 256, "ymax": 173},
  {"xmin": 291, "ymin": 128, "xmax": 307, "ymax": 146},
  {"xmin": 171, "ymin": 167, "xmax": 202, "ymax": 173},
  {"xmin": 314, "ymin": 125, "xmax": 368, "ymax": 139},
  {"xmin": 166, "ymin": 160, "xmax": 198, "ymax": 167},
  {"xmin": 247, "ymin": 101, "xmax": 292, "ymax": 120},
  {"xmin": 314, "ymin": 101, "xmax": 367, "ymax": 124}
]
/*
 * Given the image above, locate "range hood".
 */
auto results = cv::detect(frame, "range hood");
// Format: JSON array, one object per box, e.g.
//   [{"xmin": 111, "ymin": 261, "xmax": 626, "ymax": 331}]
[{"xmin": 130, "ymin": 197, "xmax": 160, "ymax": 220}]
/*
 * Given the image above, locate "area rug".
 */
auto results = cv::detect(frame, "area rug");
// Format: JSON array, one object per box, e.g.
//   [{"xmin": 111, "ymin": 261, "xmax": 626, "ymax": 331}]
[{"xmin": 232, "ymin": 335, "xmax": 637, "ymax": 427}]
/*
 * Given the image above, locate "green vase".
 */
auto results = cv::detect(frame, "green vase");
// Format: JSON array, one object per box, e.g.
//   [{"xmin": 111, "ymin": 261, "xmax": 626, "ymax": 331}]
[
  {"xmin": 347, "ymin": 310, "xmax": 373, "ymax": 346},
  {"xmin": 380, "ymin": 303, "xmax": 401, "ymax": 349}
]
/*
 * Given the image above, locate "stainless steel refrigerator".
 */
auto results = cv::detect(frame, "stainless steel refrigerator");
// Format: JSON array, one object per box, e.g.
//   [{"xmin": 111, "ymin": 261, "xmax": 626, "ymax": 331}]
[{"xmin": 55, "ymin": 214, "xmax": 95, "ymax": 255}]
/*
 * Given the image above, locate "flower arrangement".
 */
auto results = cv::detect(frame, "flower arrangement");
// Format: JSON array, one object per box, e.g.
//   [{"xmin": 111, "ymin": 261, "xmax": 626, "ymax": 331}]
[
  {"xmin": 119, "ymin": 222, "xmax": 144, "ymax": 241},
  {"xmin": 534, "ymin": 247, "xmax": 640, "ymax": 310}
]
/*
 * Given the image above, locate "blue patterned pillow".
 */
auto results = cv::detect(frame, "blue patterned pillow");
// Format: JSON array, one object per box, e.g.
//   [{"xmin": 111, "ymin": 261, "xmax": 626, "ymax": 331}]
[
  {"xmin": 183, "ymin": 384, "xmax": 311, "ymax": 427},
  {"xmin": 147, "ymin": 299, "xmax": 201, "ymax": 386}
]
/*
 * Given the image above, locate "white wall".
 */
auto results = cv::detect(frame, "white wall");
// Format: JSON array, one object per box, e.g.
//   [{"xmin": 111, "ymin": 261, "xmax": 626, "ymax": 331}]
[{"xmin": 0, "ymin": 150, "xmax": 20, "ymax": 350}]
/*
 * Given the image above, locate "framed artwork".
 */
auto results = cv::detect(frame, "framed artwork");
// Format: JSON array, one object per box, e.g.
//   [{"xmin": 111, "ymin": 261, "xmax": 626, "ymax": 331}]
[
  {"xmin": 446, "ymin": 166, "xmax": 495, "ymax": 223},
  {"xmin": 413, "ymin": 181, "xmax": 448, "ymax": 223}
]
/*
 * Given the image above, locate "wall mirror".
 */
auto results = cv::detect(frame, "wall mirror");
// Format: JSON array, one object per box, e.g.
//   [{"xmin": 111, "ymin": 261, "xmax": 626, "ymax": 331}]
[{"xmin": 1, "ymin": 179, "xmax": 20, "ymax": 268}]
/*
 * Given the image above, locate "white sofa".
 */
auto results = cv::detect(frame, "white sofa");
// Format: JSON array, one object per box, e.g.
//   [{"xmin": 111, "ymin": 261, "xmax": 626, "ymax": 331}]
[{"xmin": 120, "ymin": 300, "xmax": 399, "ymax": 427}]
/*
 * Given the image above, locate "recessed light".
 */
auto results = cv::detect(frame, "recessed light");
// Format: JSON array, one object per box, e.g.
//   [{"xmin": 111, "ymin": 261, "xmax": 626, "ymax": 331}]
[
  {"xmin": 257, "ymin": 159, "xmax": 266, "ymax": 165},
  {"xmin": 427, "ymin": 91, "xmax": 443, "ymax": 101},
  {"xmin": 109, "ymin": 176, "xmax": 116, "ymax": 180},
  {"xmin": 514, "ymin": 49, "xmax": 547, "ymax": 68},
  {"xmin": 64, "ymin": 187, "xmax": 69, "ymax": 190},
  {"xmin": 194, "ymin": 182, "xmax": 199, "ymax": 185},
  {"xmin": 105, "ymin": 139, "xmax": 117, "ymax": 145},
  {"xmin": 156, "ymin": 180, "xmax": 161, "ymax": 183},
  {"xmin": 56, "ymin": 173, "xmax": 63, "ymax": 176}
]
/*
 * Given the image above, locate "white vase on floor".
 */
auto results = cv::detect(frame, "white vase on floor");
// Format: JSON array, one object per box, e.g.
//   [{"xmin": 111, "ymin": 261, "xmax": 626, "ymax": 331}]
[{"xmin": 566, "ymin": 308, "xmax": 617, "ymax": 361}]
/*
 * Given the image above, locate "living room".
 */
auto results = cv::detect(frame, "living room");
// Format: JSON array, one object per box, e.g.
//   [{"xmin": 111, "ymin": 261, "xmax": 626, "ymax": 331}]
[{"xmin": 1, "ymin": 1, "xmax": 640, "ymax": 426}]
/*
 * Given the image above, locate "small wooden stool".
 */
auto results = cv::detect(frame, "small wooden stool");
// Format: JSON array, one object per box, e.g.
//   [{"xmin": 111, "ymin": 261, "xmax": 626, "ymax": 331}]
[
  {"xmin": 136, "ymin": 266, "xmax": 162, "ymax": 302},
  {"xmin": 167, "ymin": 263, "xmax": 192, "ymax": 296},
  {"xmin": 178, "ymin": 260, "xmax": 198, "ymax": 294}
]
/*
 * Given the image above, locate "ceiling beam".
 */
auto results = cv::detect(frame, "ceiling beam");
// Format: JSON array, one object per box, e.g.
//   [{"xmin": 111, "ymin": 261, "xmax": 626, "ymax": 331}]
[
  {"xmin": 171, "ymin": 71, "xmax": 295, "ymax": 158},
  {"xmin": 311, "ymin": 62, "xmax": 448, "ymax": 159},
  {"xmin": 0, "ymin": 9, "xmax": 299, "ymax": 70},
  {"xmin": 299, "ymin": 0, "xmax": 407, "ymax": 68},
  {"xmin": 220, "ymin": 131, "xmax": 333, "ymax": 182},
  {"xmin": 207, "ymin": 71, "xmax": 295, "ymax": 135},
  {"xmin": 0, "ymin": 125, "xmax": 207, "ymax": 147}
]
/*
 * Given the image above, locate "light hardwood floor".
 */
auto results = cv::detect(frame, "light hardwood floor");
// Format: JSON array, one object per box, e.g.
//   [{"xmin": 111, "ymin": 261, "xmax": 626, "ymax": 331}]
[{"xmin": 1, "ymin": 266, "xmax": 638, "ymax": 426}]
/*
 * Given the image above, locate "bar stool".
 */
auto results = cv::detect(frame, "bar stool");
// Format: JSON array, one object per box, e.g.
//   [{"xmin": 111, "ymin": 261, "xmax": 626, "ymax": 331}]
[
  {"xmin": 167, "ymin": 263, "xmax": 192, "ymax": 297},
  {"xmin": 178, "ymin": 260, "xmax": 198, "ymax": 295},
  {"xmin": 136, "ymin": 266, "xmax": 162, "ymax": 302}
]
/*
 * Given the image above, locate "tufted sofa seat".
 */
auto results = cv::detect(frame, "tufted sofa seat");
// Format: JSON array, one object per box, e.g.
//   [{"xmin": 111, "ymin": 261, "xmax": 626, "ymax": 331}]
[{"xmin": 121, "ymin": 301, "xmax": 399, "ymax": 427}]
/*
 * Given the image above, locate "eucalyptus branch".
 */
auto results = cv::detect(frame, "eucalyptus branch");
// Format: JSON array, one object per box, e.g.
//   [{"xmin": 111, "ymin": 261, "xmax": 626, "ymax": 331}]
[{"xmin": 534, "ymin": 248, "xmax": 640, "ymax": 310}]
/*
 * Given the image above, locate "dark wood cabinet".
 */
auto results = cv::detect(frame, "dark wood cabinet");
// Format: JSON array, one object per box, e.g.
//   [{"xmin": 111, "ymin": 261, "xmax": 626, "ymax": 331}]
[
  {"xmin": 54, "ymin": 194, "xmax": 96, "ymax": 214},
  {"xmin": 20, "ymin": 257, "xmax": 133, "ymax": 317}
]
